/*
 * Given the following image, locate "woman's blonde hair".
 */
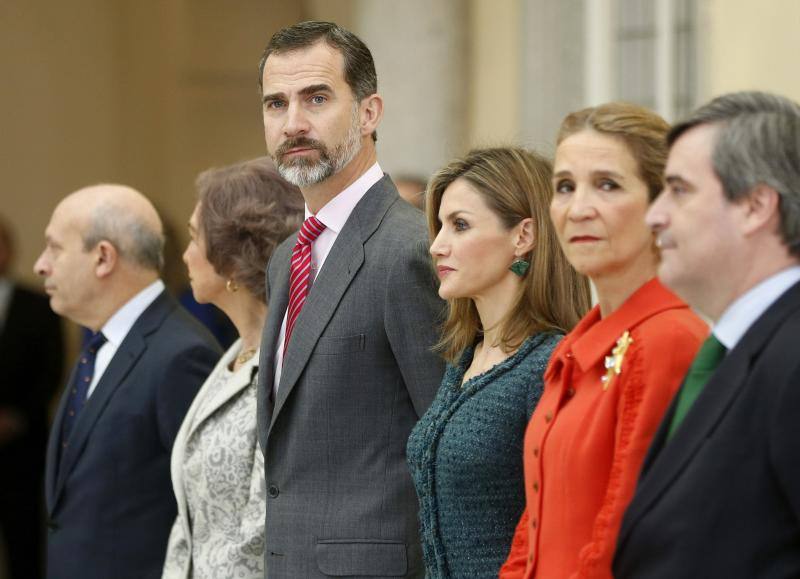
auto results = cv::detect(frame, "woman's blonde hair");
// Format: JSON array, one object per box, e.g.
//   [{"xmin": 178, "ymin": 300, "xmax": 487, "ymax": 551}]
[{"xmin": 426, "ymin": 147, "xmax": 591, "ymax": 362}]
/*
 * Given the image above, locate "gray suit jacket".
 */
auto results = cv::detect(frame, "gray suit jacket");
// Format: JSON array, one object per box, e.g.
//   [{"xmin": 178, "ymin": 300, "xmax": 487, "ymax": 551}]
[{"xmin": 256, "ymin": 175, "xmax": 445, "ymax": 578}]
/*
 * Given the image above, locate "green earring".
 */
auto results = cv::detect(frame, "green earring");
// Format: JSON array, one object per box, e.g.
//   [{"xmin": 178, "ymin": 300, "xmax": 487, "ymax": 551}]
[{"xmin": 510, "ymin": 258, "xmax": 530, "ymax": 277}]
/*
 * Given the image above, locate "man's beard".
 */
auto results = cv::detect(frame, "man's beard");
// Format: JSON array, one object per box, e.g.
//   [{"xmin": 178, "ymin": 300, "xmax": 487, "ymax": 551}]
[{"xmin": 272, "ymin": 107, "xmax": 362, "ymax": 188}]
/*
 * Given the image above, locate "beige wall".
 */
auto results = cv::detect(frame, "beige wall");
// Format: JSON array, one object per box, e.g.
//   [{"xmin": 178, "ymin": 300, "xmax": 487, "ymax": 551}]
[
  {"xmin": 1, "ymin": 0, "xmax": 303, "ymax": 288},
  {"xmin": 706, "ymin": 0, "xmax": 800, "ymax": 102},
  {"xmin": 467, "ymin": 0, "xmax": 521, "ymax": 147},
  {"xmin": 1, "ymin": 1, "xmax": 119, "ymax": 285}
]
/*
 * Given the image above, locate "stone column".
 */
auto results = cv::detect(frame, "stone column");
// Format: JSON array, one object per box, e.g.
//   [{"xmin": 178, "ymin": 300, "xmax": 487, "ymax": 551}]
[
  {"xmin": 351, "ymin": 0, "xmax": 469, "ymax": 179},
  {"xmin": 519, "ymin": 0, "xmax": 586, "ymax": 153}
]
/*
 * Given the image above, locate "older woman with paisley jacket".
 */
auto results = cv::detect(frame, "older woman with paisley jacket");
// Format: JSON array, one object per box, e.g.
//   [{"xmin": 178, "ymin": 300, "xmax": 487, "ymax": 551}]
[{"xmin": 162, "ymin": 157, "xmax": 302, "ymax": 579}]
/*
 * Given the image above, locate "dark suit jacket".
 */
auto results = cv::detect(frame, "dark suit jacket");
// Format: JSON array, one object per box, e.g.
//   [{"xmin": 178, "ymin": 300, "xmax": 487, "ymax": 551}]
[
  {"xmin": 614, "ymin": 279, "xmax": 800, "ymax": 579},
  {"xmin": 256, "ymin": 176, "xmax": 446, "ymax": 578},
  {"xmin": 0, "ymin": 284, "xmax": 63, "ymax": 491},
  {"xmin": 45, "ymin": 290, "xmax": 221, "ymax": 579}
]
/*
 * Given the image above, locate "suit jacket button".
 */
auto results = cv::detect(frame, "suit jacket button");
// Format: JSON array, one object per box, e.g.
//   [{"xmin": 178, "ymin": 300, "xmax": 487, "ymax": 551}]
[
  {"xmin": 47, "ymin": 519, "xmax": 59, "ymax": 533},
  {"xmin": 268, "ymin": 485, "xmax": 280, "ymax": 498}
]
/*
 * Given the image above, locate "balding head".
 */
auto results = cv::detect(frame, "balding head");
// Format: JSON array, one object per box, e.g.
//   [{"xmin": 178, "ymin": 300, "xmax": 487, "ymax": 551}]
[
  {"xmin": 59, "ymin": 184, "xmax": 165, "ymax": 272},
  {"xmin": 35, "ymin": 184, "xmax": 165, "ymax": 329}
]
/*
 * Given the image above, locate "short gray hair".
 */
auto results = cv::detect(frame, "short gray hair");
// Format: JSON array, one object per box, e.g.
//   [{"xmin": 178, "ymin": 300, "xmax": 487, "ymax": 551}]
[
  {"xmin": 669, "ymin": 90, "xmax": 800, "ymax": 257},
  {"xmin": 82, "ymin": 203, "xmax": 164, "ymax": 271}
]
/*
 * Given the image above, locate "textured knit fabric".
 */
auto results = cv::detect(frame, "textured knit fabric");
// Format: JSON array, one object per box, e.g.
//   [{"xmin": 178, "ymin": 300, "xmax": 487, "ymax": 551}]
[
  {"xmin": 407, "ymin": 331, "xmax": 562, "ymax": 578},
  {"xmin": 500, "ymin": 279, "xmax": 708, "ymax": 579}
]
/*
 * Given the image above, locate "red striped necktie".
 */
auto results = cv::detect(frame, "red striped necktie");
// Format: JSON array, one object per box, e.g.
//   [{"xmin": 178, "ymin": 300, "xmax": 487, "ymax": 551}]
[{"xmin": 284, "ymin": 215, "xmax": 326, "ymax": 359}]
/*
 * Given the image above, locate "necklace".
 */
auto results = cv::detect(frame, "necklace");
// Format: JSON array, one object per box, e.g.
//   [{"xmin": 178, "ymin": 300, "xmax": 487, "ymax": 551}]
[{"xmin": 236, "ymin": 347, "xmax": 257, "ymax": 366}]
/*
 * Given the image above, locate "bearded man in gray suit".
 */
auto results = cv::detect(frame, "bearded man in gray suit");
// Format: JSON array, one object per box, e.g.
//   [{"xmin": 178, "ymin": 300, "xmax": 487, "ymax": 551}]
[{"xmin": 256, "ymin": 21, "xmax": 445, "ymax": 579}]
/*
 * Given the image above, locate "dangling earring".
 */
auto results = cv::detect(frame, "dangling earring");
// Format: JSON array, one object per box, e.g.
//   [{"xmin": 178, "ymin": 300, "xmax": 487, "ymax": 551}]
[
  {"xmin": 226, "ymin": 279, "xmax": 239, "ymax": 292},
  {"xmin": 509, "ymin": 258, "xmax": 530, "ymax": 277}
]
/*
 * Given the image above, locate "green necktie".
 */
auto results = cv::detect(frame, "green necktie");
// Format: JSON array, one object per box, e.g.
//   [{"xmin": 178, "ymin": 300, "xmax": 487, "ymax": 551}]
[{"xmin": 667, "ymin": 334, "xmax": 727, "ymax": 439}]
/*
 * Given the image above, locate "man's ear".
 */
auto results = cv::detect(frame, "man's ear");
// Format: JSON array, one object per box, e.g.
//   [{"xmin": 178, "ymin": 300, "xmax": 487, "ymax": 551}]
[
  {"xmin": 741, "ymin": 184, "xmax": 781, "ymax": 236},
  {"xmin": 514, "ymin": 217, "xmax": 536, "ymax": 256},
  {"xmin": 359, "ymin": 94, "xmax": 384, "ymax": 137},
  {"xmin": 94, "ymin": 241, "xmax": 118, "ymax": 279}
]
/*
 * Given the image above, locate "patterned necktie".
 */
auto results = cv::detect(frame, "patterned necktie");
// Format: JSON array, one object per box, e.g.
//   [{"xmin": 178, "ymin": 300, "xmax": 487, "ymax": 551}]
[
  {"xmin": 62, "ymin": 331, "xmax": 107, "ymax": 441},
  {"xmin": 667, "ymin": 334, "xmax": 727, "ymax": 439},
  {"xmin": 284, "ymin": 216, "xmax": 326, "ymax": 359}
]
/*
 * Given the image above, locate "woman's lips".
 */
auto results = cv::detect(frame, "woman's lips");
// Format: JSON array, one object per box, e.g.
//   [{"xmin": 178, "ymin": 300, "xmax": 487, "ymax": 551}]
[
  {"xmin": 436, "ymin": 266, "xmax": 455, "ymax": 278},
  {"xmin": 569, "ymin": 235, "xmax": 601, "ymax": 243}
]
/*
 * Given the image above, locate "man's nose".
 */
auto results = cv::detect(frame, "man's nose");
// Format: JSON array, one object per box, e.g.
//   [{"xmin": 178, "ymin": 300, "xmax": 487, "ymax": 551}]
[
  {"xmin": 284, "ymin": 101, "xmax": 310, "ymax": 137},
  {"xmin": 33, "ymin": 252, "xmax": 49, "ymax": 277}
]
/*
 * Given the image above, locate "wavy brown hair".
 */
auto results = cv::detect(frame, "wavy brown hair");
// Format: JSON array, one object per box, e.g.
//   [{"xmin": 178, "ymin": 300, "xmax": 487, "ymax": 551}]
[
  {"xmin": 197, "ymin": 157, "xmax": 303, "ymax": 302},
  {"xmin": 426, "ymin": 147, "xmax": 591, "ymax": 362}
]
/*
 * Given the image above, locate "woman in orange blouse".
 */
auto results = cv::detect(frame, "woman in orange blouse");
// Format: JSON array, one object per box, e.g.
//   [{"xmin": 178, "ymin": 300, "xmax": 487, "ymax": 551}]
[{"xmin": 500, "ymin": 102, "xmax": 708, "ymax": 579}]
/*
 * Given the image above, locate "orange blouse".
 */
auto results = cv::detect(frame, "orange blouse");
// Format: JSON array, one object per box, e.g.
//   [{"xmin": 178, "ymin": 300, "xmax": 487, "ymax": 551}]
[{"xmin": 500, "ymin": 279, "xmax": 707, "ymax": 579}]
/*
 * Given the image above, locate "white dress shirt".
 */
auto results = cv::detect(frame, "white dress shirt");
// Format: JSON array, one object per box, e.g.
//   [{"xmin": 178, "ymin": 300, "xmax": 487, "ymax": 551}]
[
  {"xmin": 87, "ymin": 279, "xmax": 165, "ymax": 398},
  {"xmin": 273, "ymin": 162, "xmax": 384, "ymax": 391},
  {"xmin": 713, "ymin": 265, "xmax": 800, "ymax": 350}
]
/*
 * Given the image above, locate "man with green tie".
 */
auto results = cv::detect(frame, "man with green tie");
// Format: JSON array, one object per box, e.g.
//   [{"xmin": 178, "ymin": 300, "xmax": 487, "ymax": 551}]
[{"xmin": 614, "ymin": 91, "xmax": 800, "ymax": 578}]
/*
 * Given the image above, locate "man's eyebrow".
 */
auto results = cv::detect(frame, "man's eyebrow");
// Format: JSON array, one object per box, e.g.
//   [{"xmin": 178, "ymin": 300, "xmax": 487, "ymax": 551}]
[
  {"xmin": 262, "ymin": 84, "xmax": 333, "ymax": 105},
  {"xmin": 262, "ymin": 91, "xmax": 285, "ymax": 104},
  {"xmin": 298, "ymin": 83, "xmax": 333, "ymax": 97}
]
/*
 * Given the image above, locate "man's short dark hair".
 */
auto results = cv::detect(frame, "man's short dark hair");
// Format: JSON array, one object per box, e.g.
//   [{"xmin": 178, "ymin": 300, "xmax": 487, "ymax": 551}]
[
  {"xmin": 669, "ymin": 91, "xmax": 800, "ymax": 258},
  {"xmin": 258, "ymin": 21, "xmax": 378, "ymax": 142}
]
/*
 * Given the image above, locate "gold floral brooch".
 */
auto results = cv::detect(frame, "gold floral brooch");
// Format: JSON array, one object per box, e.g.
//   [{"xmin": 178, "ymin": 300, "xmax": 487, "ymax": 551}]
[{"xmin": 602, "ymin": 330, "xmax": 633, "ymax": 391}]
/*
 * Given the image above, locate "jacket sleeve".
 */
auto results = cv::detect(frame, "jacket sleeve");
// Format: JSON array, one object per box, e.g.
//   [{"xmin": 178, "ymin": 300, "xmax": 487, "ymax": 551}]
[
  {"xmin": 156, "ymin": 342, "xmax": 220, "ymax": 450},
  {"xmin": 572, "ymin": 321, "xmax": 704, "ymax": 579},
  {"xmin": 499, "ymin": 507, "xmax": 531, "ymax": 578},
  {"xmin": 161, "ymin": 517, "xmax": 189, "ymax": 578},
  {"xmin": 384, "ymin": 237, "xmax": 446, "ymax": 417}
]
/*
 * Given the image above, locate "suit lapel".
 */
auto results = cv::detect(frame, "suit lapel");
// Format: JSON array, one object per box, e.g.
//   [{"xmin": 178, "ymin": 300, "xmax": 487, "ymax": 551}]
[
  {"xmin": 268, "ymin": 176, "xmax": 397, "ymax": 432},
  {"xmin": 273, "ymin": 226, "xmax": 364, "ymax": 421},
  {"xmin": 617, "ymin": 351, "xmax": 752, "ymax": 548},
  {"xmin": 49, "ymin": 291, "xmax": 174, "ymax": 512},
  {"xmin": 257, "ymin": 241, "xmax": 292, "ymax": 449},
  {"xmin": 52, "ymin": 331, "xmax": 146, "ymax": 505},
  {"xmin": 45, "ymin": 362, "xmax": 78, "ymax": 511},
  {"xmin": 170, "ymin": 342, "xmax": 256, "ymax": 544},
  {"xmin": 189, "ymin": 349, "xmax": 257, "ymax": 438},
  {"xmin": 618, "ymin": 280, "xmax": 800, "ymax": 549}
]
